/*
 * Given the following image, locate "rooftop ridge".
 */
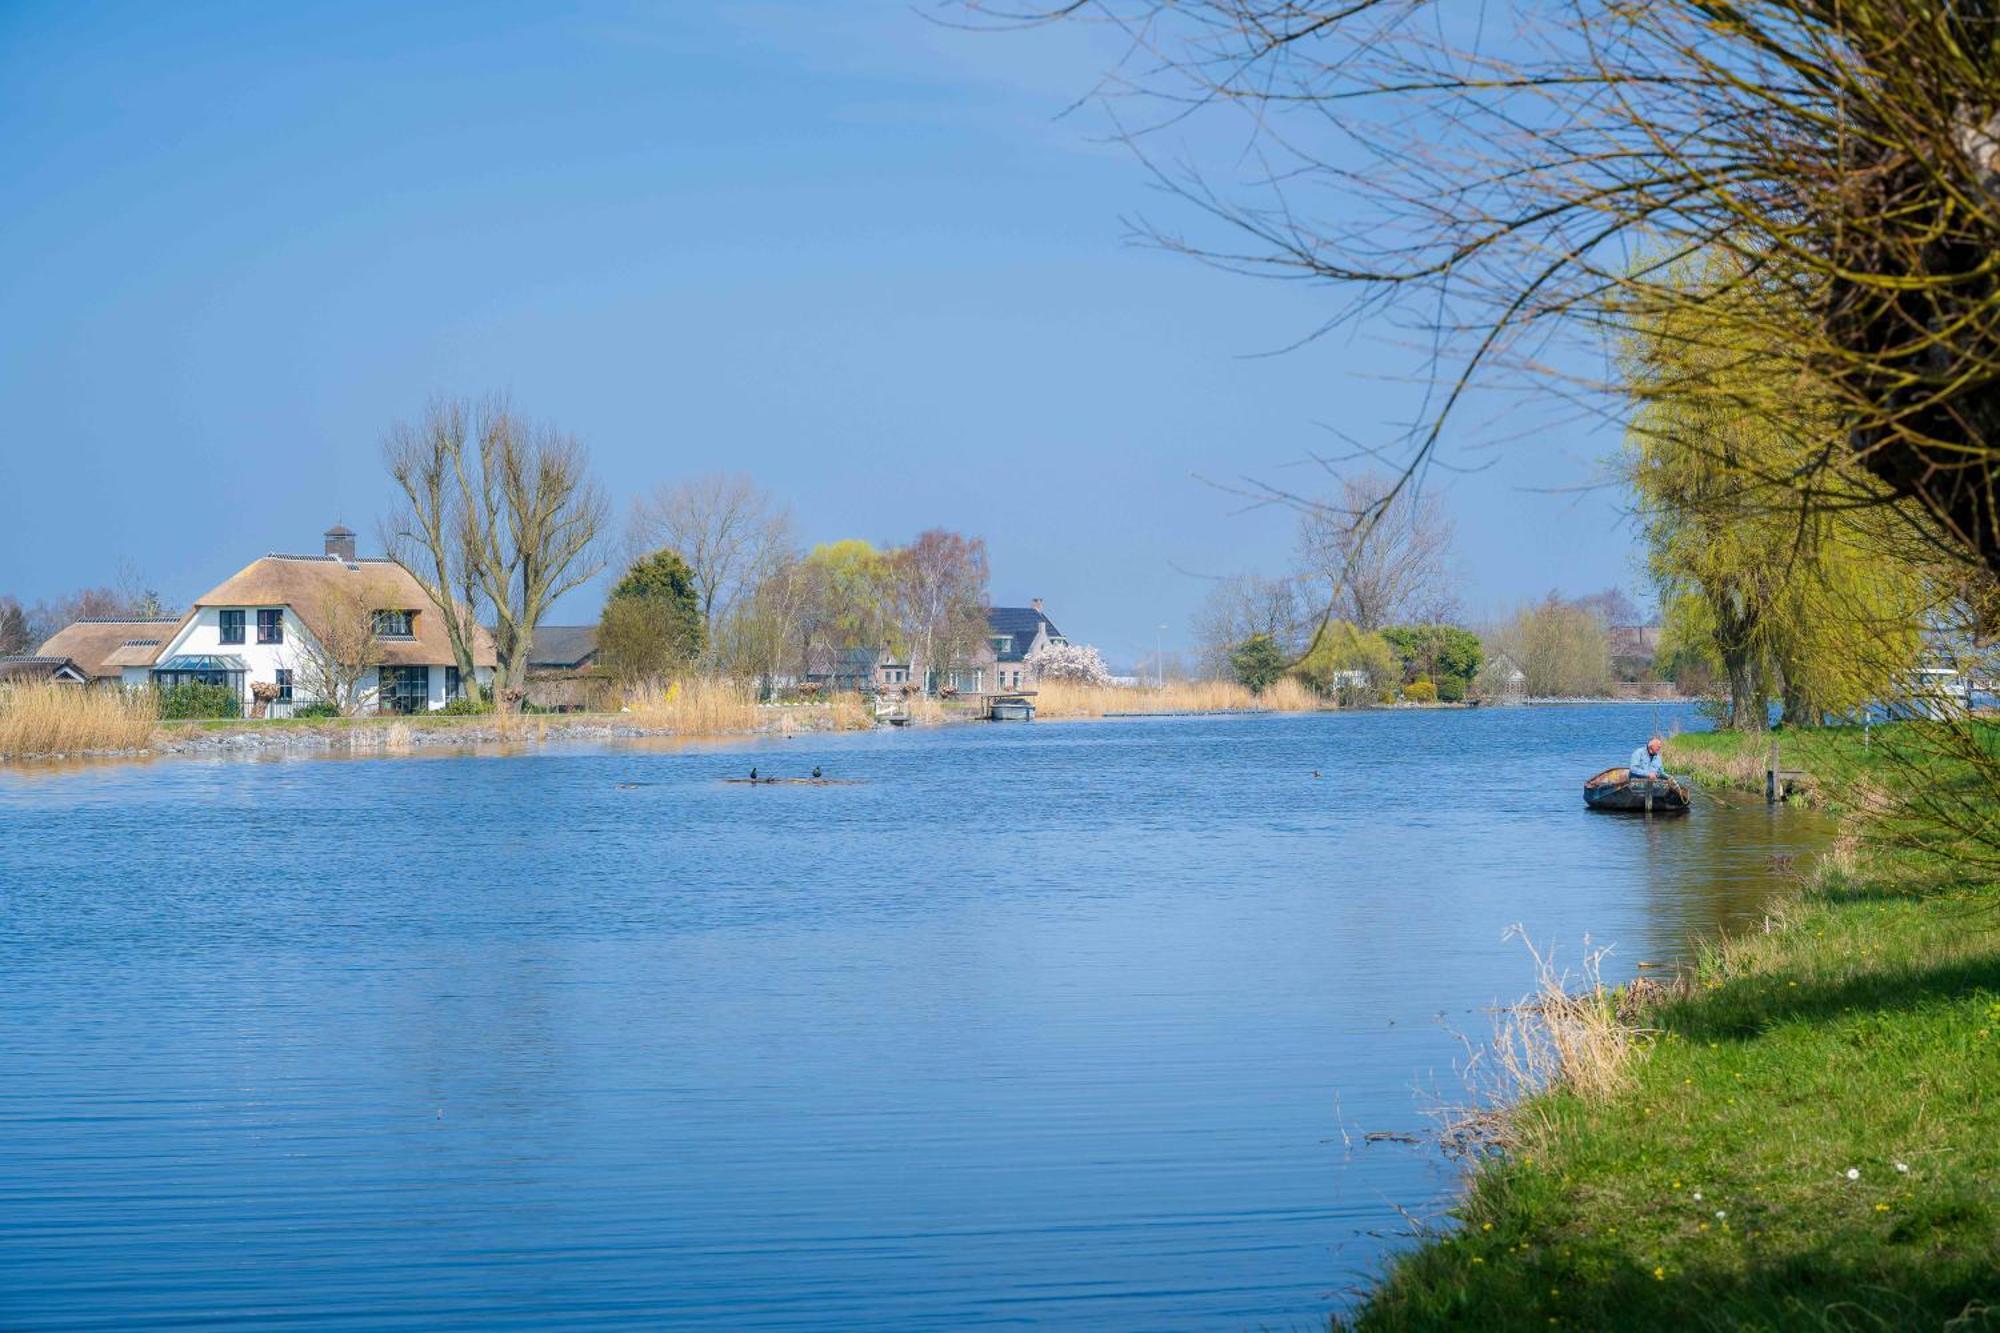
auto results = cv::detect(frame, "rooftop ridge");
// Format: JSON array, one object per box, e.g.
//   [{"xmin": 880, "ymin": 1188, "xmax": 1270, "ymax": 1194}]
[
  {"xmin": 261, "ymin": 552, "xmax": 396, "ymax": 563},
  {"xmin": 68, "ymin": 616, "xmax": 180, "ymax": 624}
]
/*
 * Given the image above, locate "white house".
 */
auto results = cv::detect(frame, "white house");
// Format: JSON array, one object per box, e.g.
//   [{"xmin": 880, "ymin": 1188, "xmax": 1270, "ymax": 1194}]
[{"xmin": 111, "ymin": 526, "xmax": 495, "ymax": 714}]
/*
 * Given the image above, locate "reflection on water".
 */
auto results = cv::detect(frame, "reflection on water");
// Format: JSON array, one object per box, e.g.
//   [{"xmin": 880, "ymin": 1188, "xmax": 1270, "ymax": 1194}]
[{"xmin": 0, "ymin": 705, "xmax": 1824, "ymax": 1329}]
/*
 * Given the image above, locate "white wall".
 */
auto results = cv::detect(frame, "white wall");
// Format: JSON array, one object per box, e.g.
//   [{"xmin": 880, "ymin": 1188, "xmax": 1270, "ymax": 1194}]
[{"xmin": 149, "ymin": 606, "xmax": 492, "ymax": 713}]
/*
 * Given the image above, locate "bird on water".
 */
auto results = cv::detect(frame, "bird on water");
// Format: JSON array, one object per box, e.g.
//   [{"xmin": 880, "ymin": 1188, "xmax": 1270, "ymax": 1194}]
[
  {"xmin": 812, "ymin": 765, "xmax": 823, "ymax": 779},
  {"xmin": 749, "ymin": 766, "xmax": 758, "ymax": 781}
]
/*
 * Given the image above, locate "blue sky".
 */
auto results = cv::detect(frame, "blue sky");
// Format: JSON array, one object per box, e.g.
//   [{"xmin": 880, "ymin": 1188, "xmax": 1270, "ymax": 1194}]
[{"xmin": 0, "ymin": 2, "xmax": 1639, "ymax": 665}]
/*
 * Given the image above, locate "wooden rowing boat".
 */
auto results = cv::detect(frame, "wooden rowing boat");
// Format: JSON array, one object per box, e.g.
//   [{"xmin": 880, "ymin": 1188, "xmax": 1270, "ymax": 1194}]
[{"xmin": 1583, "ymin": 766, "xmax": 1692, "ymax": 814}]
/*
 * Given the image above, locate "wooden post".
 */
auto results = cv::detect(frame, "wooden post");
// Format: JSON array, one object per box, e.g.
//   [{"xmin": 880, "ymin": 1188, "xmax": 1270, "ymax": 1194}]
[{"xmin": 1767, "ymin": 737, "xmax": 1780, "ymax": 803}]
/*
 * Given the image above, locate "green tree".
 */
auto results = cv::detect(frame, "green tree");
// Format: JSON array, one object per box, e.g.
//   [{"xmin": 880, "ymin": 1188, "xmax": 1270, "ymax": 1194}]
[
  {"xmin": 598, "ymin": 547, "xmax": 704, "ymax": 683},
  {"xmin": 1493, "ymin": 597, "xmax": 1612, "ymax": 699},
  {"xmin": 1228, "ymin": 633, "xmax": 1288, "ymax": 694},
  {"xmin": 1294, "ymin": 620, "xmax": 1399, "ymax": 705},
  {"xmin": 1626, "ymin": 259, "xmax": 1929, "ymax": 728},
  {"xmin": 1381, "ymin": 623, "xmax": 1482, "ymax": 697},
  {"xmin": 803, "ymin": 539, "xmax": 896, "ymax": 665}
]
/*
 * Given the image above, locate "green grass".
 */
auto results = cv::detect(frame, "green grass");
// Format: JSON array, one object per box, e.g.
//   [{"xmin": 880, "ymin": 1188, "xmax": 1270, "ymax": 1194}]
[{"xmin": 1345, "ymin": 727, "xmax": 2000, "ymax": 1331}]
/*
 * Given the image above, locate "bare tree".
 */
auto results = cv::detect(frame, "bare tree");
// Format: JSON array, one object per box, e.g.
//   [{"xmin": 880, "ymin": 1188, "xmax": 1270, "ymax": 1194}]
[
  {"xmin": 889, "ymin": 529, "xmax": 990, "ymax": 693},
  {"xmin": 291, "ymin": 585, "xmax": 385, "ymax": 716},
  {"xmin": 381, "ymin": 396, "xmax": 606, "ymax": 710},
  {"xmin": 1191, "ymin": 574, "xmax": 1307, "ymax": 679},
  {"xmin": 383, "ymin": 398, "xmax": 490, "ymax": 700},
  {"xmin": 628, "ymin": 474, "xmax": 793, "ymax": 644},
  {"xmin": 1296, "ymin": 472, "xmax": 1454, "ymax": 632}
]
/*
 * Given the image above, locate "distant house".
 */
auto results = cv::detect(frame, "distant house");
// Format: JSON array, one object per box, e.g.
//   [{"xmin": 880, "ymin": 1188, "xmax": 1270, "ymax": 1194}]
[
  {"xmin": 522, "ymin": 624, "xmax": 603, "ymax": 712},
  {"xmin": 934, "ymin": 601, "xmax": 1066, "ymax": 695},
  {"xmin": 96, "ymin": 525, "xmax": 495, "ymax": 714},
  {"xmin": 0, "ymin": 655, "xmax": 89, "ymax": 685},
  {"xmin": 528, "ymin": 625, "xmax": 600, "ymax": 673},
  {"xmin": 809, "ymin": 646, "xmax": 914, "ymax": 694},
  {"xmin": 804, "ymin": 602, "xmax": 1069, "ymax": 697},
  {"xmin": 1608, "ymin": 624, "xmax": 1662, "ymax": 683},
  {"xmin": 34, "ymin": 617, "xmax": 183, "ymax": 686},
  {"xmin": 1482, "ymin": 651, "xmax": 1529, "ymax": 704}
]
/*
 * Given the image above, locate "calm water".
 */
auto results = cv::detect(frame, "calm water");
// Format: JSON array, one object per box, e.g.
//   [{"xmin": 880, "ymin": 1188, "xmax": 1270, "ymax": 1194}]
[{"xmin": 0, "ymin": 705, "xmax": 1824, "ymax": 1330}]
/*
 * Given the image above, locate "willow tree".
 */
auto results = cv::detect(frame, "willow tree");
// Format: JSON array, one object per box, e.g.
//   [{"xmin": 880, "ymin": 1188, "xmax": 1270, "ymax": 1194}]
[
  {"xmin": 984, "ymin": 0, "xmax": 2000, "ymax": 580},
  {"xmin": 1626, "ymin": 259, "xmax": 1933, "ymax": 728}
]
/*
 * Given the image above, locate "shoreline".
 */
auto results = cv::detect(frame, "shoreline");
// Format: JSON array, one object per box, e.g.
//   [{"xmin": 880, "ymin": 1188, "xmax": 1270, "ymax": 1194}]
[
  {"xmin": 1, "ymin": 691, "xmax": 1703, "ymax": 767},
  {"xmin": 1342, "ymin": 725, "xmax": 1999, "ymax": 1330}
]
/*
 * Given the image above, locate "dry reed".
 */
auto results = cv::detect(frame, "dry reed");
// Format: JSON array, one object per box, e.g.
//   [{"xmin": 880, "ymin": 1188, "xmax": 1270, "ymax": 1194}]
[
  {"xmin": 1443, "ymin": 927, "xmax": 1657, "ymax": 1156},
  {"xmin": 622, "ymin": 678, "xmax": 762, "ymax": 735},
  {"xmin": 0, "ymin": 684, "xmax": 159, "ymax": 759},
  {"xmin": 1031, "ymin": 676, "xmax": 1326, "ymax": 719}
]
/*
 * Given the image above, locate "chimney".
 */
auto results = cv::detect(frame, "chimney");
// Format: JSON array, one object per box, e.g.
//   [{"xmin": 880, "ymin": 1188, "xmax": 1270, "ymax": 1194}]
[
  {"xmin": 324, "ymin": 524, "xmax": 357, "ymax": 561},
  {"xmin": 1031, "ymin": 597, "xmax": 1044, "ymax": 615}
]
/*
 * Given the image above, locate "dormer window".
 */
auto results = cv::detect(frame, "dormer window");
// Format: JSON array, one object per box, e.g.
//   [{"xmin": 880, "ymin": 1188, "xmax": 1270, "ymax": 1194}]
[
  {"xmin": 990, "ymin": 635, "xmax": 1012, "ymax": 655},
  {"xmin": 256, "ymin": 609, "xmax": 283, "ymax": 645},
  {"xmin": 372, "ymin": 609, "xmax": 416, "ymax": 638},
  {"xmin": 219, "ymin": 609, "xmax": 245, "ymax": 645}
]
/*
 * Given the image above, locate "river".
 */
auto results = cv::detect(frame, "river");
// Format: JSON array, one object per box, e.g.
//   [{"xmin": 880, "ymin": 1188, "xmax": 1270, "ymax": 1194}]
[{"xmin": 0, "ymin": 704, "xmax": 1824, "ymax": 1329}]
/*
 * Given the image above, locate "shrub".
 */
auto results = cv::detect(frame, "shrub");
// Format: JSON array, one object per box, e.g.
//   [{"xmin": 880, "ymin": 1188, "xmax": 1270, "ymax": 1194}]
[
  {"xmin": 1436, "ymin": 673, "xmax": 1466, "ymax": 703},
  {"xmin": 1403, "ymin": 678, "xmax": 1438, "ymax": 703},
  {"xmin": 291, "ymin": 700, "xmax": 341, "ymax": 720},
  {"xmin": 156, "ymin": 681, "xmax": 241, "ymax": 719},
  {"xmin": 439, "ymin": 696, "xmax": 492, "ymax": 716},
  {"xmin": 1228, "ymin": 633, "xmax": 1289, "ymax": 694}
]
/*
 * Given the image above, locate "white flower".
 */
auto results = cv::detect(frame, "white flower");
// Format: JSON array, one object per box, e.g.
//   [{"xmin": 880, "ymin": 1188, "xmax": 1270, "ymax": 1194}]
[
  {"xmin": 1845, "ymin": 1167, "xmax": 1861, "ymax": 1181},
  {"xmin": 1894, "ymin": 1161, "xmax": 1910, "ymax": 1174},
  {"xmin": 1692, "ymin": 1191, "xmax": 1703, "ymax": 1201},
  {"xmin": 1714, "ymin": 1210, "xmax": 1727, "ymax": 1220}
]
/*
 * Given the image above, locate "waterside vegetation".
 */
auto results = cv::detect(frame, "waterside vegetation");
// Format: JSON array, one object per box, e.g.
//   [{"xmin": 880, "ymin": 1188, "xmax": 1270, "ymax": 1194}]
[{"xmin": 1344, "ymin": 727, "xmax": 2000, "ymax": 1331}]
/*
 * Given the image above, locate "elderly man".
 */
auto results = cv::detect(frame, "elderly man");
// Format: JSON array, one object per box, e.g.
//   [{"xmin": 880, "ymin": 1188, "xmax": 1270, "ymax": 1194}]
[{"xmin": 1629, "ymin": 735, "xmax": 1666, "ymax": 782}]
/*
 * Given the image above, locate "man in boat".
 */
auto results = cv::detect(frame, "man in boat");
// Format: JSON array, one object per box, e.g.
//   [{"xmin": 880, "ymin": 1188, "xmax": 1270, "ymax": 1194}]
[{"xmin": 1629, "ymin": 735, "xmax": 1666, "ymax": 785}]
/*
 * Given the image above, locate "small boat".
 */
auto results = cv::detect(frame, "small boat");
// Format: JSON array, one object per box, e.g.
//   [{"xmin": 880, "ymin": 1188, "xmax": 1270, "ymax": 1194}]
[{"xmin": 1583, "ymin": 767, "xmax": 1692, "ymax": 814}]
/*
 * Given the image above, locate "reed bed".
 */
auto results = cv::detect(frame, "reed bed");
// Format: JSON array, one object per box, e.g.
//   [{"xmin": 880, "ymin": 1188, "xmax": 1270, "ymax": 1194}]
[
  {"xmin": 1031, "ymin": 676, "xmax": 1326, "ymax": 719},
  {"xmin": 621, "ymin": 678, "xmax": 763, "ymax": 736},
  {"xmin": 0, "ymin": 684, "xmax": 159, "ymax": 759}
]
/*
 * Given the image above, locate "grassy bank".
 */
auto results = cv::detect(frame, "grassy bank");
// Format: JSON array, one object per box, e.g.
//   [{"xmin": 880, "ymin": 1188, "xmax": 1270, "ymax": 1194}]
[
  {"xmin": 1347, "ymin": 726, "xmax": 2000, "ymax": 1331},
  {"xmin": 1033, "ymin": 676, "xmax": 1324, "ymax": 718}
]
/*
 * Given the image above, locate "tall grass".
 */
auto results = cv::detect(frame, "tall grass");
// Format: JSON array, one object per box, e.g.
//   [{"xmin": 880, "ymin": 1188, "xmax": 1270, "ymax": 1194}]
[
  {"xmin": 0, "ymin": 684, "xmax": 159, "ymax": 759},
  {"xmin": 622, "ymin": 678, "xmax": 763, "ymax": 735},
  {"xmin": 1032, "ymin": 676, "xmax": 1326, "ymax": 719}
]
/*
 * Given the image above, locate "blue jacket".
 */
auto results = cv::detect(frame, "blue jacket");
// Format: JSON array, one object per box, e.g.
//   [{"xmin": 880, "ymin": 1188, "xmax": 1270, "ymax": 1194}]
[{"xmin": 1629, "ymin": 744, "xmax": 1663, "ymax": 778}]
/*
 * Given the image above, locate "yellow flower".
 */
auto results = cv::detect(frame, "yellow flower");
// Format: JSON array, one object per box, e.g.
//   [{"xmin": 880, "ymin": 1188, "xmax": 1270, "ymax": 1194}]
[
  {"xmin": 1875, "ymin": 1203, "xmax": 1891, "ymax": 1213},
  {"xmin": 1471, "ymin": 1256, "xmax": 1485, "ymax": 1265},
  {"xmin": 1482, "ymin": 1222, "xmax": 1493, "ymax": 1231},
  {"xmin": 1654, "ymin": 1266, "xmax": 1666, "ymax": 1281}
]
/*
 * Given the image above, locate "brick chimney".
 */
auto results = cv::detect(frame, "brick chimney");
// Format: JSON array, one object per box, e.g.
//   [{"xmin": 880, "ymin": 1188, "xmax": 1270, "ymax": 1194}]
[
  {"xmin": 324, "ymin": 524, "xmax": 357, "ymax": 561},
  {"xmin": 1031, "ymin": 598, "xmax": 1044, "ymax": 615}
]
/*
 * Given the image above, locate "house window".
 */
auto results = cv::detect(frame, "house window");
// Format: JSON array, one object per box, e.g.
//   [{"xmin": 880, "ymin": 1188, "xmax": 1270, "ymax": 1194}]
[
  {"xmin": 372, "ymin": 609, "xmax": 415, "ymax": 638},
  {"xmin": 444, "ymin": 666, "xmax": 462, "ymax": 700},
  {"xmin": 219, "ymin": 609, "xmax": 244, "ymax": 645},
  {"xmin": 257, "ymin": 609, "xmax": 283, "ymax": 644},
  {"xmin": 379, "ymin": 664, "xmax": 429, "ymax": 714},
  {"xmin": 274, "ymin": 668, "xmax": 293, "ymax": 702}
]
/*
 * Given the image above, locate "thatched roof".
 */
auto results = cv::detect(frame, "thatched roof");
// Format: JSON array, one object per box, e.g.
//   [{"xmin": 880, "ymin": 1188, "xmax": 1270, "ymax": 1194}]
[
  {"xmin": 189, "ymin": 555, "xmax": 496, "ymax": 668},
  {"xmin": 0, "ymin": 655, "xmax": 88, "ymax": 683},
  {"xmin": 35, "ymin": 618, "xmax": 183, "ymax": 679}
]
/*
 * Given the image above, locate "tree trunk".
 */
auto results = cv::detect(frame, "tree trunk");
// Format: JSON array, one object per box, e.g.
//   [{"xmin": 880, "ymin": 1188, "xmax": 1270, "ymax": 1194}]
[{"xmin": 1724, "ymin": 651, "xmax": 1766, "ymax": 732}]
